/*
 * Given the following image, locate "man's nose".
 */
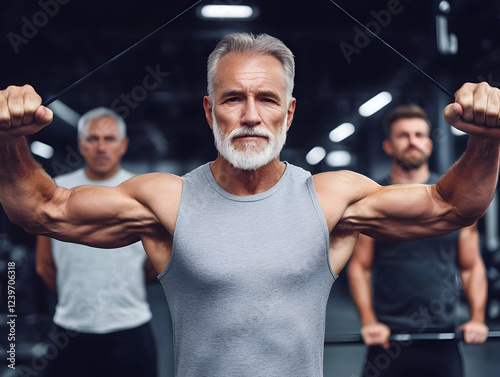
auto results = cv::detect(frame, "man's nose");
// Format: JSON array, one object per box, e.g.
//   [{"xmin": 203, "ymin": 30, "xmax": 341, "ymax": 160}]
[
  {"xmin": 96, "ymin": 138, "xmax": 107, "ymax": 151},
  {"xmin": 407, "ymin": 134, "xmax": 418, "ymax": 146},
  {"xmin": 241, "ymin": 99, "xmax": 261, "ymax": 127}
]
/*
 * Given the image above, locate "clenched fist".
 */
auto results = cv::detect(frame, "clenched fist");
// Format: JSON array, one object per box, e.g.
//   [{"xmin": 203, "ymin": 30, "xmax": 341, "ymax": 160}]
[
  {"xmin": 0, "ymin": 85, "xmax": 53, "ymax": 139},
  {"xmin": 361, "ymin": 322, "xmax": 391, "ymax": 349},
  {"xmin": 444, "ymin": 82, "xmax": 500, "ymax": 140}
]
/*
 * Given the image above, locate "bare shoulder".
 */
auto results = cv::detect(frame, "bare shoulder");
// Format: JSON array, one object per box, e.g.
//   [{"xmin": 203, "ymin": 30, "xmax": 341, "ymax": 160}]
[
  {"xmin": 120, "ymin": 172, "xmax": 182, "ymax": 195},
  {"xmin": 312, "ymin": 170, "xmax": 379, "ymax": 202},
  {"xmin": 119, "ymin": 172, "xmax": 183, "ymax": 232},
  {"xmin": 312, "ymin": 170, "xmax": 380, "ymax": 231},
  {"xmin": 120, "ymin": 172, "xmax": 183, "ymax": 206}
]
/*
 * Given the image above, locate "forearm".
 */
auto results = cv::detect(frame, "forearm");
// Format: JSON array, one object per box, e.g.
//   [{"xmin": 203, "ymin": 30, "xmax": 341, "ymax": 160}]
[
  {"xmin": 35, "ymin": 236, "xmax": 57, "ymax": 294},
  {"xmin": 436, "ymin": 136, "xmax": 500, "ymax": 223},
  {"xmin": 462, "ymin": 262, "xmax": 488, "ymax": 323},
  {"xmin": 0, "ymin": 137, "xmax": 58, "ymax": 231},
  {"xmin": 37, "ymin": 267, "xmax": 57, "ymax": 294},
  {"xmin": 348, "ymin": 265, "xmax": 377, "ymax": 325}
]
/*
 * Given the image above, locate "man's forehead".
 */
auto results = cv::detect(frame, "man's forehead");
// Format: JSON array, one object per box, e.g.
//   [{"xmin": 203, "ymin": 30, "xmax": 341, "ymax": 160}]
[
  {"xmin": 87, "ymin": 116, "xmax": 120, "ymax": 134},
  {"xmin": 392, "ymin": 118, "xmax": 430, "ymax": 131},
  {"xmin": 213, "ymin": 53, "xmax": 287, "ymax": 93},
  {"xmin": 216, "ymin": 53, "xmax": 284, "ymax": 76}
]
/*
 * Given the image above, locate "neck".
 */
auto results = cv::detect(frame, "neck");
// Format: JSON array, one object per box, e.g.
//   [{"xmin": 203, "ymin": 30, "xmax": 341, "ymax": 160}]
[
  {"xmin": 389, "ymin": 162, "xmax": 430, "ymax": 184},
  {"xmin": 210, "ymin": 155, "xmax": 286, "ymax": 196},
  {"xmin": 84, "ymin": 166, "xmax": 119, "ymax": 181}
]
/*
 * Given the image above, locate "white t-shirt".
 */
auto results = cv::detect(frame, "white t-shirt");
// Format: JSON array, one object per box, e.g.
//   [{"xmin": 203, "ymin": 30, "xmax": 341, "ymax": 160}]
[{"xmin": 51, "ymin": 168, "xmax": 152, "ymax": 333}]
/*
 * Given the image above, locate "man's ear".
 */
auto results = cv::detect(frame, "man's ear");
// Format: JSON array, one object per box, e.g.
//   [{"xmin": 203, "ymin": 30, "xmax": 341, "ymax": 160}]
[
  {"xmin": 382, "ymin": 139, "xmax": 393, "ymax": 157},
  {"xmin": 286, "ymin": 98, "xmax": 296, "ymax": 131},
  {"xmin": 120, "ymin": 137, "xmax": 129, "ymax": 156},
  {"xmin": 203, "ymin": 96, "xmax": 214, "ymax": 130},
  {"xmin": 427, "ymin": 137, "xmax": 433, "ymax": 154}
]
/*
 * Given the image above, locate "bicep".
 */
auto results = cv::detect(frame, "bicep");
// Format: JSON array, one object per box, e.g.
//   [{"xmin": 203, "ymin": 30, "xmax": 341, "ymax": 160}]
[
  {"xmin": 42, "ymin": 182, "xmax": 155, "ymax": 248},
  {"xmin": 315, "ymin": 170, "xmax": 463, "ymax": 243},
  {"xmin": 344, "ymin": 180, "xmax": 461, "ymax": 241}
]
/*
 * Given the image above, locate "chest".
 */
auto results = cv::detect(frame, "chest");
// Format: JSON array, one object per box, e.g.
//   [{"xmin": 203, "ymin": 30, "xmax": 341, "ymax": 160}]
[{"xmin": 167, "ymin": 181, "xmax": 331, "ymax": 291}]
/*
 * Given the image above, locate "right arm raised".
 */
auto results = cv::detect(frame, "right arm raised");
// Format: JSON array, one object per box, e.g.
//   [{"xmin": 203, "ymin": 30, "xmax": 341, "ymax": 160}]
[{"xmin": 0, "ymin": 85, "xmax": 180, "ymax": 248}]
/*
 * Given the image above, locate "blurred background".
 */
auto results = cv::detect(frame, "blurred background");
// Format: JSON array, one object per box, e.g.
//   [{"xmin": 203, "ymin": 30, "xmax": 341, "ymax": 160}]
[{"xmin": 0, "ymin": 0, "xmax": 499, "ymax": 376}]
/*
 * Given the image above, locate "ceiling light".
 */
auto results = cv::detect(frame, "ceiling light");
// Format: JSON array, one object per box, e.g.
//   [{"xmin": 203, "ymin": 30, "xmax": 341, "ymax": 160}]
[
  {"xmin": 359, "ymin": 91, "xmax": 392, "ymax": 117},
  {"xmin": 306, "ymin": 146, "xmax": 326, "ymax": 165},
  {"xmin": 326, "ymin": 150, "xmax": 352, "ymax": 167},
  {"xmin": 200, "ymin": 5, "xmax": 254, "ymax": 19},
  {"xmin": 438, "ymin": 1, "xmax": 451, "ymax": 14},
  {"xmin": 329, "ymin": 123, "xmax": 355, "ymax": 142},
  {"xmin": 31, "ymin": 141, "xmax": 54, "ymax": 159},
  {"xmin": 47, "ymin": 100, "xmax": 80, "ymax": 127}
]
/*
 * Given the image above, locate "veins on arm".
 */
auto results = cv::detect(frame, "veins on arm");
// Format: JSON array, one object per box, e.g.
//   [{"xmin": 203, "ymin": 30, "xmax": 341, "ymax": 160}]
[
  {"xmin": 37, "ymin": 173, "xmax": 179, "ymax": 249},
  {"xmin": 316, "ymin": 170, "xmax": 464, "ymax": 243}
]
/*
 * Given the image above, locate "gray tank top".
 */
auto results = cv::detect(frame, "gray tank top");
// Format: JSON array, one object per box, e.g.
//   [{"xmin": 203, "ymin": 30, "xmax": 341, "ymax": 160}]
[{"xmin": 158, "ymin": 162, "xmax": 336, "ymax": 377}]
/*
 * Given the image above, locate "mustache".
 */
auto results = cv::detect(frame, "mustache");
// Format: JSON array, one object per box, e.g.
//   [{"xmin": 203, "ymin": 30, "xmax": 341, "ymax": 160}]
[
  {"xmin": 405, "ymin": 146, "xmax": 424, "ymax": 153},
  {"xmin": 229, "ymin": 126, "xmax": 273, "ymax": 140}
]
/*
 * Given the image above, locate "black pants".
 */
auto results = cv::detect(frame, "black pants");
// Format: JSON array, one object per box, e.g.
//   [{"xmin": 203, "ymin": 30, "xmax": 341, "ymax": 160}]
[
  {"xmin": 361, "ymin": 340, "xmax": 463, "ymax": 377},
  {"xmin": 45, "ymin": 322, "xmax": 157, "ymax": 377}
]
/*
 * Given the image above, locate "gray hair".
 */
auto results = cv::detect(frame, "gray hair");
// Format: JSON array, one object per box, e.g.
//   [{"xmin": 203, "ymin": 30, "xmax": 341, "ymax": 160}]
[
  {"xmin": 77, "ymin": 107, "xmax": 127, "ymax": 139},
  {"xmin": 207, "ymin": 33, "xmax": 295, "ymax": 101}
]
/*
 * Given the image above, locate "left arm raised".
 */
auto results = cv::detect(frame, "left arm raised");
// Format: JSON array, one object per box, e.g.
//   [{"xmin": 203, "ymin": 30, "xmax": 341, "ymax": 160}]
[
  {"xmin": 337, "ymin": 83, "xmax": 500, "ymax": 240},
  {"xmin": 433, "ymin": 82, "xmax": 500, "ymax": 222}
]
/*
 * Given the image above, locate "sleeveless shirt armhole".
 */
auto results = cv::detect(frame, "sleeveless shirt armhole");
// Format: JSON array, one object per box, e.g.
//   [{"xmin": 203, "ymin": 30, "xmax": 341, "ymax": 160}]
[
  {"xmin": 306, "ymin": 176, "xmax": 338, "ymax": 281},
  {"xmin": 156, "ymin": 176, "xmax": 187, "ymax": 280}
]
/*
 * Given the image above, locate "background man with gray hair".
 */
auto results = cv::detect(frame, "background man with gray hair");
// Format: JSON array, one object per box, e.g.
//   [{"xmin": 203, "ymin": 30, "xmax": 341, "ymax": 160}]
[{"xmin": 36, "ymin": 107, "xmax": 157, "ymax": 377}]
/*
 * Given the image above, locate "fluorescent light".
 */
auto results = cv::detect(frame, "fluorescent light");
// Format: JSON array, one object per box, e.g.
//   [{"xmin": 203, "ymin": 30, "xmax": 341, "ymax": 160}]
[
  {"xmin": 31, "ymin": 141, "xmax": 54, "ymax": 159},
  {"xmin": 47, "ymin": 100, "xmax": 80, "ymax": 127},
  {"xmin": 439, "ymin": 1, "xmax": 451, "ymax": 13},
  {"xmin": 306, "ymin": 146, "xmax": 326, "ymax": 165},
  {"xmin": 450, "ymin": 125, "xmax": 466, "ymax": 136},
  {"xmin": 359, "ymin": 91, "xmax": 392, "ymax": 117},
  {"xmin": 326, "ymin": 150, "xmax": 352, "ymax": 167},
  {"xmin": 200, "ymin": 5, "xmax": 254, "ymax": 19},
  {"xmin": 329, "ymin": 123, "xmax": 355, "ymax": 142}
]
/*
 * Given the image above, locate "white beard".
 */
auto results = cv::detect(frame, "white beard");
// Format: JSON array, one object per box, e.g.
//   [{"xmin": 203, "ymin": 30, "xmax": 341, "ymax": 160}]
[{"xmin": 212, "ymin": 111, "xmax": 288, "ymax": 171}]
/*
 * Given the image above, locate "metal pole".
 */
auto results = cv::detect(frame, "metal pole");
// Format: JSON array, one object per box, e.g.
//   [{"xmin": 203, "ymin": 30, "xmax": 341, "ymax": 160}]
[{"xmin": 324, "ymin": 331, "xmax": 500, "ymax": 345}]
